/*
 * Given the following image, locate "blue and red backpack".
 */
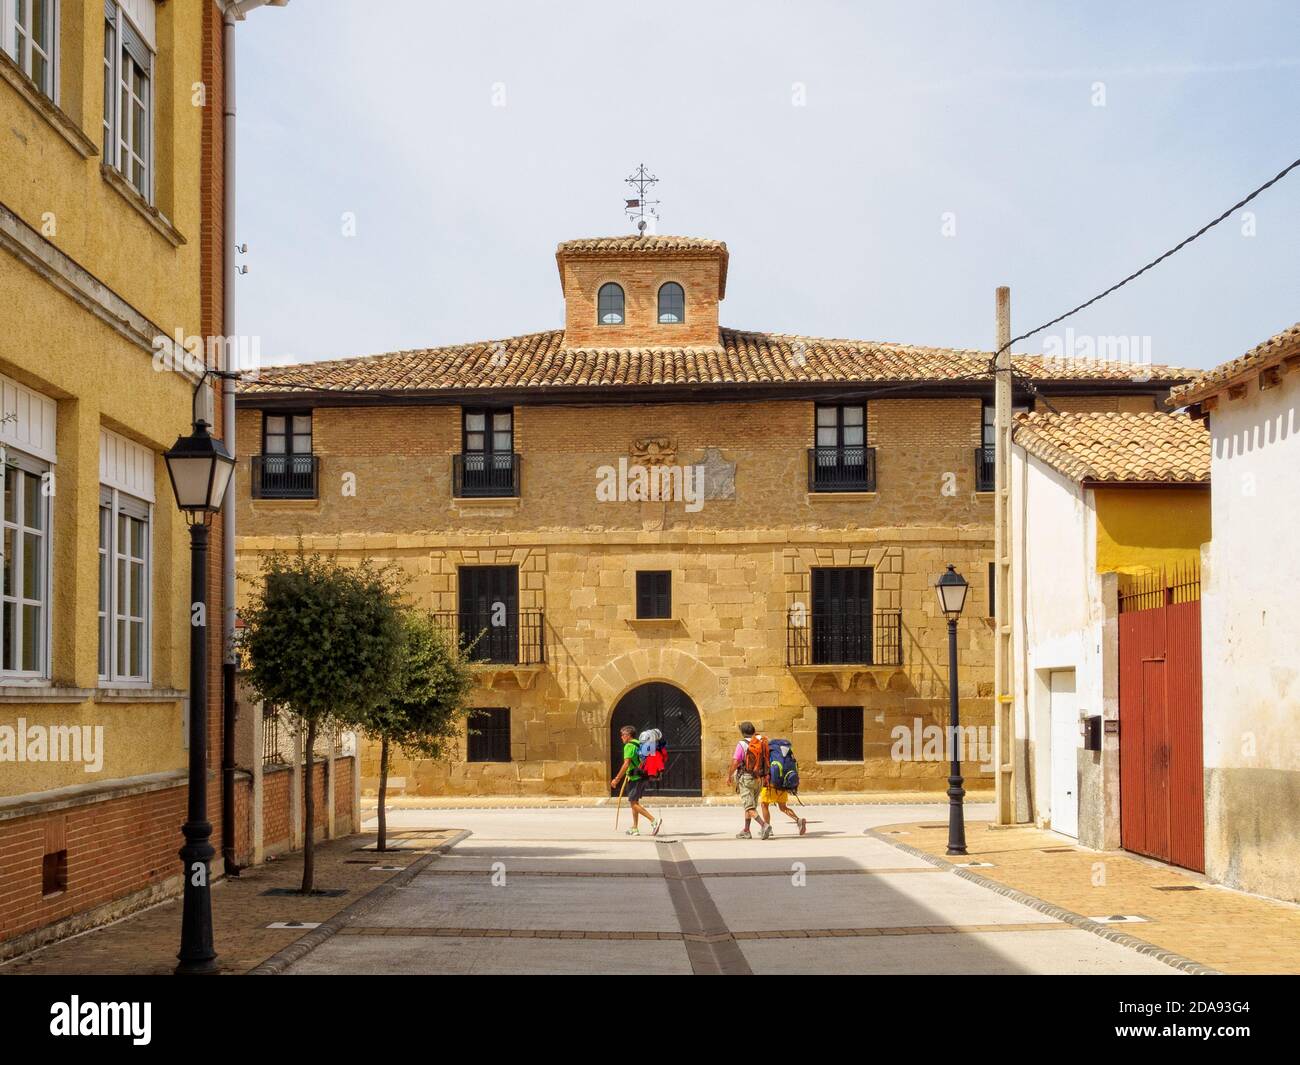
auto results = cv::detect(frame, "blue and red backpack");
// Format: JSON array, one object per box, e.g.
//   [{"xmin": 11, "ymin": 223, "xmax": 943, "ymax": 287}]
[{"xmin": 767, "ymin": 738, "xmax": 800, "ymax": 793}]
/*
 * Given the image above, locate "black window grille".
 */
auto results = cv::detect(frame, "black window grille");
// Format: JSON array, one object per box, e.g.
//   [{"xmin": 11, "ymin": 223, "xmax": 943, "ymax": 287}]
[
  {"xmin": 467, "ymin": 707, "xmax": 511, "ymax": 762},
  {"xmin": 636, "ymin": 571, "xmax": 672, "ymax": 619},
  {"xmin": 817, "ymin": 706, "xmax": 864, "ymax": 762}
]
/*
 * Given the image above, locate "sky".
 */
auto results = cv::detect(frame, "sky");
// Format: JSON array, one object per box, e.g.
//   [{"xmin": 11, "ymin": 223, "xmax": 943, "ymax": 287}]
[{"xmin": 235, "ymin": 0, "xmax": 1300, "ymax": 372}]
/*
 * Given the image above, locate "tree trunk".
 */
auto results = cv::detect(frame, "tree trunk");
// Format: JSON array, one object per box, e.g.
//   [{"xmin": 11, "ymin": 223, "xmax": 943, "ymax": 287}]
[
  {"xmin": 377, "ymin": 736, "xmax": 390, "ymax": 853},
  {"xmin": 302, "ymin": 718, "xmax": 316, "ymax": 894}
]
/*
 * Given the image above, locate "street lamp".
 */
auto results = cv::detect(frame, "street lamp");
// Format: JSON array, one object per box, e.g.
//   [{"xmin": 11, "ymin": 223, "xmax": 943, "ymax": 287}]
[
  {"xmin": 164, "ymin": 417, "xmax": 235, "ymax": 975},
  {"xmin": 935, "ymin": 564, "xmax": 969, "ymax": 856}
]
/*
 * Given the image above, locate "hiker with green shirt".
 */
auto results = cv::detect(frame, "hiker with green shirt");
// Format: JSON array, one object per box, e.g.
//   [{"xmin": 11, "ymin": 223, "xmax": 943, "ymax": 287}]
[{"xmin": 611, "ymin": 724, "xmax": 663, "ymax": 836}]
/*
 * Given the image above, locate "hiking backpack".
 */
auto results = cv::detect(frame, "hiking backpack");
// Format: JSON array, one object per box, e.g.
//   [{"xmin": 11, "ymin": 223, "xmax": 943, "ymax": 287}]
[
  {"xmin": 767, "ymin": 738, "xmax": 800, "ymax": 793},
  {"xmin": 741, "ymin": 734, "xmax": 770, "ymax": 777},
  {"xmin": 638, "ymin": 728, "xmax": 669, "ymax": 780}
]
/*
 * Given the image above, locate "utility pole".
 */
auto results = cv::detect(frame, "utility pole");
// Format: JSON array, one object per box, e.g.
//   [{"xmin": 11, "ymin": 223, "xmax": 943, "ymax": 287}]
[{"xmin": 993, "ymin": 287, "xmax": 1015, "ymax": 826}]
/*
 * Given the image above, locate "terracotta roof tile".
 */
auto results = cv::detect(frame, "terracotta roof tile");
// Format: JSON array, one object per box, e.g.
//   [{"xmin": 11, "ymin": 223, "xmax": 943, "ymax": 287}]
[
  {"xmin": 1169, "ymin": 321, "xmax": 1300, "ymax": 406},
  {"xmin": 557, "ymin": 235, "xmax": 727, "ymax": 254},
  {"xmin": 240, "ymin": 328, "xmax": 1193, "ymax": 398},
  {"xmin": 1013, "ymin": 410, "xmax": 1209, "ymax": 484}
]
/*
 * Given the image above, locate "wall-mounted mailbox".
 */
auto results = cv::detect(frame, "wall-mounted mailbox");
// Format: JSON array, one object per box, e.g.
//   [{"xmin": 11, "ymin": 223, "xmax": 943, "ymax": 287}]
[{"xmin": 1082, "ymin": 715, "xmax": 1102, "ymax": 752}]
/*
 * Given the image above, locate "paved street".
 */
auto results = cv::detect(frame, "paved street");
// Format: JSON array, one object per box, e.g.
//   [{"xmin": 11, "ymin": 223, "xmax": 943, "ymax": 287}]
[{"xmin": 284, "ymin": 804, "xmax": 1179, "ymax": 975}]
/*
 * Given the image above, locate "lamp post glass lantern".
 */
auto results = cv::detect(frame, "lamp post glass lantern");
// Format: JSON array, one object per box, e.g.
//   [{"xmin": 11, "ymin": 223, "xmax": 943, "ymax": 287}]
[
  {"xmin": 163, "ymin": 418, "xmax": 235, "ymax": 975},
  {"xmin": 935, "ymin": 564, "xmax": 969, "ymax": 855}
]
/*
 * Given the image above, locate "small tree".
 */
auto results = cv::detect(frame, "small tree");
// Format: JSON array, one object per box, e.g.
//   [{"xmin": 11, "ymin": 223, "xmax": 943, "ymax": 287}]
[
  {"xmin": 241, "ymin": 547, "xmax": 404, "ymax": 892},
  {"xmin": 363, "ymin": 611, "xmax": 476, "ymax": 852}
]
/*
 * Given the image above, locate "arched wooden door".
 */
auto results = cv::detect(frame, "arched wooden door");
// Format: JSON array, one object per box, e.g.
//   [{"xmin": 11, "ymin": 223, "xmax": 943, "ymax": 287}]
[{"xmin": 609, "ymin": 683, "xmax": 702, "ymax": 796}]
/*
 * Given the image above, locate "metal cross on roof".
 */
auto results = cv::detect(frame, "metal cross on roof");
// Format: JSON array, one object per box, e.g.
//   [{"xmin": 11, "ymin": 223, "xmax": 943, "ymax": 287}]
[{"xmin": 624, "ymin": 164, "xmax": 660, "ymax": 234}]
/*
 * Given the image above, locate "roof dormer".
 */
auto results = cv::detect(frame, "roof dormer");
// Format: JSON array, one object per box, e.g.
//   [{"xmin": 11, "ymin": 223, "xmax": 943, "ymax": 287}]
[{"xmin": 555, "ymin": 236, "xmax": 729, "ymax": 348}]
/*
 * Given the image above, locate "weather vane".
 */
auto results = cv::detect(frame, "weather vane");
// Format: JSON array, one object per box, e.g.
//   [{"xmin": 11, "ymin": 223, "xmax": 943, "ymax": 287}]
[{"xmin": 624, "ymin": 164, "xmax": 660, "ymax": 234}]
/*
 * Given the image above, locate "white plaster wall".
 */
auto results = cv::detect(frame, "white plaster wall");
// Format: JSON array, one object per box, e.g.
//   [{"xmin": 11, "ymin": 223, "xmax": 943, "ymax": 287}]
[
  {"xmin": 1203, "ymin": 387, "xmax": 1300, "ymax": 774},
  {"xmin": 1200, "ymin": 379, "xmax": 1300, "ymax": 900},
  {"xmin": 1011, "ymin": 446, "xmax": 1108, "ymax": 836}
]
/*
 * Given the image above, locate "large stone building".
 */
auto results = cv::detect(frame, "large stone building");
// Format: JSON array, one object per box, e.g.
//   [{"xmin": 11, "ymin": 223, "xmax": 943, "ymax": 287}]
[{"xmin": 236, "ymin": 234, "xmax": 1189, "ymax": 800}]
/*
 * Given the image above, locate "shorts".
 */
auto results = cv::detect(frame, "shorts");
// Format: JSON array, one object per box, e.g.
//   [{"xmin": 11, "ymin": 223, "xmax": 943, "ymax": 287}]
[
  {"xmin": 736, "ymin": 772, "xmax": 762, "ymax": 811},
  {"xmin": 760, "ymin": 786, "xmax": 790, "ymax": 806},
  {"xmin": 623, "ymin": 777, "xmax": 647, "ymax": 804}
]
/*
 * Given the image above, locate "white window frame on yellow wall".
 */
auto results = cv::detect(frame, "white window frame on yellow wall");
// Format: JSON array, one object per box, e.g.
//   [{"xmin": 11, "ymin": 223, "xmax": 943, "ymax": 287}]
[
  {"xmin": 99, "ymin": 428, "xmax": 155, "ymax": 687},
  {"xmin": 0, "ymin": 375, "xmax": 56, "ymax": 686},
  {"xmin": 0, "ymin": 453, "xmax": 53, "ymax": 683},
  {"xmin": 102, "ymin": 0, "xmax": 154, "ymax": 202},
  {"xmin": 3, "ymin": 0, "xmax": 58, "ymax": 102}
]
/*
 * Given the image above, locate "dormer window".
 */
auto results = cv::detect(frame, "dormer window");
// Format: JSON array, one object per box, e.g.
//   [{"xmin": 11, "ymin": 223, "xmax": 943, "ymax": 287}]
[
  {"xmin": 597, "ymin": 283, "xmax": 625, "ymax": 325},
  {"xmin": 658, "ymin": 282, "xmax": 685, "ymax": 324}
]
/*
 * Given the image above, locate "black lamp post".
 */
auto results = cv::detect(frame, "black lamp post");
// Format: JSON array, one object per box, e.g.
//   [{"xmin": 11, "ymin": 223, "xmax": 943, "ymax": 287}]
[
  {"xmin": 935, "ymin": 564, "xmax": 970, "ymax": 856},
  {"xmin": 163, "ymin": 418, "xmax": 236, "ymax": 975}
]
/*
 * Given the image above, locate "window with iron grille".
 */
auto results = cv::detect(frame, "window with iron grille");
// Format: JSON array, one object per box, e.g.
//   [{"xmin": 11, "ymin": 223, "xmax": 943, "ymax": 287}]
[
  {"xmin": 467, "ymin": 707, "xmax": 511, "ymax": 763},
  {"xmin": 636, "ymin": 571, "xmax": 671, "ymax": 619},
  {"xmin": 817, "ymin": 706, "xmax": 863, "ymax": 762}
]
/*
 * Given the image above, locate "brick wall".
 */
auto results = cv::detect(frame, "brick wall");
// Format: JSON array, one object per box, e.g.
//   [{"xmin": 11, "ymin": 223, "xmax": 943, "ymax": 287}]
[
  {"xmin": 559, "ymin": 249, "xmax": 725, "ymax": 348},
  {"xmin": 0, "ymin": 784, "xmax": 186, "ymax": 956},
  {"xmin": 262, "ymin": 766, "xmax": 292, "ymax": 854}
]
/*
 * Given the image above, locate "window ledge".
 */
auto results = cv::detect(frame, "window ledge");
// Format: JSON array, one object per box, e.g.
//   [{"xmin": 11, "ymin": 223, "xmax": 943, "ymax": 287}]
[
  {"xmin": 250, "ymin": 498, "xmax": 322, "ymax": 510},
  {"xmin": 452, "ymin": 496, "xmax": 521, "ymax": 510},
  {"xmin": 0, "ymin": 52, "xmax": 97, "ymax": 159},
  {"xmin": 805, "ymin": 491, "xmax": 878, "ymax": 503},
  {"xmin": 0, "ymin": 686, "xmax": 94, "ymax": 704},
  {"xmin": 94, "ymin": 687, "xmax": 184, "ymax": 704},
  {"xmin": 627, "ymin": 617, "xmax": 684, "ymax": 629},
  {"xmin": 100, "ymin": 164, "xmax": 187, "ymax": 248}
]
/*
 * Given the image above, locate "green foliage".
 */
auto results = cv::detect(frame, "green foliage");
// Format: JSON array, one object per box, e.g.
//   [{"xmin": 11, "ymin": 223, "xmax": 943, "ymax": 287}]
[
  {"xmin": 240, "ymin": 547, "xmax": 406, "ymax": 729},
  {"xmin": 361, "ymin": 611, "xmax": 476, "ymax": 760}
]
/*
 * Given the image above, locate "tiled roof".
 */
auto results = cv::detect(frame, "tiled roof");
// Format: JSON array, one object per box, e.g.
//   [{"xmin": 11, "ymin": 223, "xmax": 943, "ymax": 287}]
[
  {"xmin": 1169, "ymin": 322, "xmax": 1300, "ymax": 406},
  {"xmin": 240, "ymin": 328, "xmax": 1193, "ymax": 398},
  {"xmin": 1013, "ymin": 411, "xmax": 1209, "ymax": 484},
  {"xmin": 557, "ymin": 236, "xmax": 727, "ymax": 254}
]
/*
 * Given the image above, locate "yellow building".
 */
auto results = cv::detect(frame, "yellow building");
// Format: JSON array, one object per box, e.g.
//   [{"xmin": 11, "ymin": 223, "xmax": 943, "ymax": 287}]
[
  {"xmin": 236, "ymin": 234, "xmax": 1193, "ymax": 803},
  {"xmin": 0, "ymin": 0, "xmax": 229, "ymax": 958}
]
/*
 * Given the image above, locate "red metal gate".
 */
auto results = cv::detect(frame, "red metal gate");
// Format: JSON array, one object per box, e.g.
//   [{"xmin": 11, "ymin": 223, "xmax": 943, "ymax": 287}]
[{"xmin": 1118, "ymin": 566, "xmax": 1204, "ymax": 872}]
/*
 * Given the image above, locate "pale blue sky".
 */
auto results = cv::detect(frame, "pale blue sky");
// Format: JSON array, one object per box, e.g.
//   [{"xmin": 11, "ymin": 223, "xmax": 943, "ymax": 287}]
[{"xmin": 236, "ymin": 0, "xmax": 1300, "ymax": 371}]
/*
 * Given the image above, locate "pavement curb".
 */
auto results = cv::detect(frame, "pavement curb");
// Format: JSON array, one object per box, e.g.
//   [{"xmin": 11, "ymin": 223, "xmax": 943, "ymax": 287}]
[
  {"xmin": 247, "ymin": 829, "xmax": 473, "ymax": 976},
  {"xmin": 863, "ymin": 828, "xmax": 1221, "ymax": 976}
]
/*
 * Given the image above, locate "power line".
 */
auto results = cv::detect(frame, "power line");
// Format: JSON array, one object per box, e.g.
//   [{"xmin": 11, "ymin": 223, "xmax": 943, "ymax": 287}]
[{"xmin": 998, "ymin": 154, "xmax": 1300, "ymax": 356}]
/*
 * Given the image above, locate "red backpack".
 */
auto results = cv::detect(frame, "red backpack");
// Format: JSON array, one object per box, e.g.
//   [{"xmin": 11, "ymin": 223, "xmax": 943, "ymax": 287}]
[{"xmin": 741, "ymin": 734, "xmax": 769, "ymax": 777}]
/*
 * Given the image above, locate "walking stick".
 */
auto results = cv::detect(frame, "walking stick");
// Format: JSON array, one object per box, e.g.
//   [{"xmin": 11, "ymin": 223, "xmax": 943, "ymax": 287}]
[{"xmin": 614, "ymin": 775, "xmax": 628, "ymax": 830}]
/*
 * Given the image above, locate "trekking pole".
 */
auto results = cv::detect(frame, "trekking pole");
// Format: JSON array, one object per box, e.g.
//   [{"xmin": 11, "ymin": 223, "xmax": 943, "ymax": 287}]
[{"xmin": 614, "ymin": 776, "xmax": 628, "ymax": 830}]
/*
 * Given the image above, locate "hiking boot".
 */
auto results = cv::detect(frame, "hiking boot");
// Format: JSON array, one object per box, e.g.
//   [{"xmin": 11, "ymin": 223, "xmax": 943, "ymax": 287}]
[
  {"xmin": 798, "ymin": 817, "xmax": 807, "ymax": 836},
  {"xmin": 651, "ymin": 817, "xmax": 663, "ymax": 836},
  {"xmin": 735, "ymin": 830, "xmax": 752, "ymax": 839},
  {"xmin": 760, "ymin": 823, "xmax": 774, "ymax": 840},
  {"xmin": 625, "ymin": 827, "xmax": 640, "ymax": 836}
]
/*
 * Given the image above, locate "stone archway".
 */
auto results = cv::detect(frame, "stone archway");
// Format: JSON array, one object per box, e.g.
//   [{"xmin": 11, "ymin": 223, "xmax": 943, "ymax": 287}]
[{"xmin": 609, "ymin": 683, "xmax": 702, "ymax": 796}]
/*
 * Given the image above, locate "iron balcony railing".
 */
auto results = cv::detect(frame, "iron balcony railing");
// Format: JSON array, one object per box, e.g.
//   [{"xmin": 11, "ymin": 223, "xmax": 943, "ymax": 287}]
[
  {"xmin": 252, "ymin": 454, "xmax": 319, "ymax": 500},
  {"xmin": 975, "ymin": 445, "xmax": 996, "ymax": 492},
  {"xmin": 453, "ymin": 452, "xmax": 521, "ymax": 498},
  {"xmin": 807, "ymin": 446, "xmax": 876, "ymax": 493},
  {"xmin": 786, "ymin": 609, "xmax": 902, "ymax": 667},
  {"xmin": 432, "ymin": 609, "xmax": 545, "ymax": 666}
]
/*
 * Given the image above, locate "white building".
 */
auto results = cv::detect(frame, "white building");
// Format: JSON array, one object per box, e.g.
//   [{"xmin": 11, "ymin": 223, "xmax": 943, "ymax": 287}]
[
  {"xmin": 1010, "ymin": 411, "xmax": 1209, "ymax": 854},
  {"xmin": 1171, "ymin": 322, "xmax": 1300, "ymax": 903}
]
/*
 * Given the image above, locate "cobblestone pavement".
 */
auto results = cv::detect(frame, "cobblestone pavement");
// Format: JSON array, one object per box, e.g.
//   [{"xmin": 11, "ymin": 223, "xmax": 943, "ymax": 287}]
[
  {"xmin": 878, "ymin": 820, "xmax": 1300, "ymax": 975},
  {"xmin": 1, "ymin": 829, "xmax": 461, "ymax": 976},
  {"xmin": 279, "ymin": 804, "xmax": 1178, "ymax": 975}
]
